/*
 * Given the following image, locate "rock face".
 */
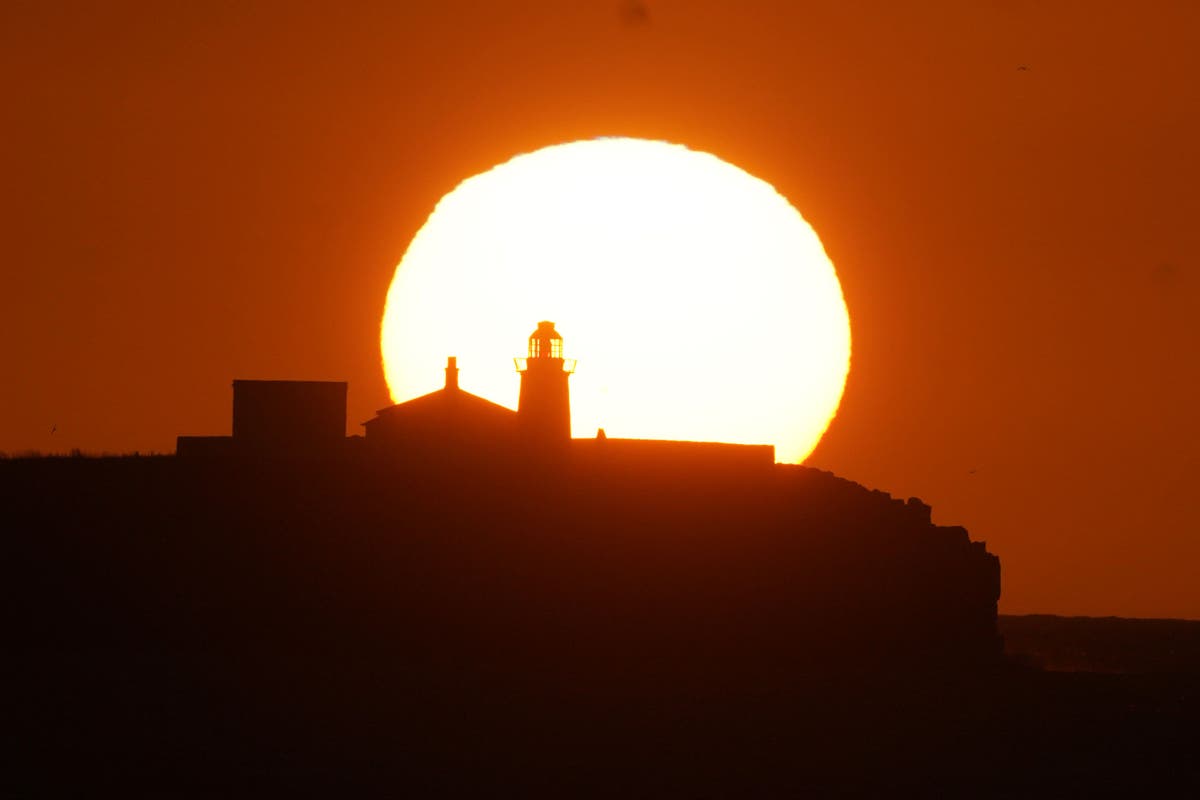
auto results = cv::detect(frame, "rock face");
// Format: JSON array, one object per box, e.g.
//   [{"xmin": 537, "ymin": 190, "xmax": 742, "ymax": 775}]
[{"xmin": 6, "ymin": 450, "xmax": 1000, "ymax": 674}]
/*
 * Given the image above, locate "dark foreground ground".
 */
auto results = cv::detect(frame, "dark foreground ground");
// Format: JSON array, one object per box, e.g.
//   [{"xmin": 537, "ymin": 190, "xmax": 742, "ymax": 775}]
[
  {"xmin": 12, "ymin": 615, "xmax": 1200, "ymax": 797},
  {"xmin": 5, "ymin": 457, "xmax": 1193, "ymax": 795}
]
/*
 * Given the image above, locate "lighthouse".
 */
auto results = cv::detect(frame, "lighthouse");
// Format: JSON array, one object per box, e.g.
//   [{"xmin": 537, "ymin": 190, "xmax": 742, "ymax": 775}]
[{"xmin": 516, "ymin": 321, "xmax": 575, "ymax": 446}]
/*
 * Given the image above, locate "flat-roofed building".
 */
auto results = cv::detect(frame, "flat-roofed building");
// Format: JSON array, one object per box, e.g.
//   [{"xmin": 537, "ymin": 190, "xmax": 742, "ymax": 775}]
[
  {"xmin": 177, "ymin": 379, "xmax": 347, "ymax": 457},
  {"xmin": 232, "ymin": 380, "xmax": 347, "ymax": 449}
]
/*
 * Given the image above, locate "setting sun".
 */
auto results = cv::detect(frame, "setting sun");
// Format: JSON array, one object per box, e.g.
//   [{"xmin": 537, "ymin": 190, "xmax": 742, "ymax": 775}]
[{"xmin": 381, "ymin": 138, "xmax": 850, "ymax": 463}]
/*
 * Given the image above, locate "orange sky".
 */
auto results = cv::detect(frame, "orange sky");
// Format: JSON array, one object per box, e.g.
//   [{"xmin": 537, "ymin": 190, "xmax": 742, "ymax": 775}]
[{"xmin": 2, "ymin": 1, "xmax": 1198, "ymax": 619}]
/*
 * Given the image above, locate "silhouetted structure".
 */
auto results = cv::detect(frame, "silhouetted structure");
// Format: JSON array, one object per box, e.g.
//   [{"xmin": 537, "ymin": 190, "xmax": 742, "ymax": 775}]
[
  {"xmin": 363, "ymin": 357, "xmax": 516, "ymax": 455},
  {"xmin": 195, "ymin": 324, "xmax": 774, "ymax": 474},
  {"xmin": 176, "ymin": 379, "xmax": 347, "ymax": 457},
  {"xmin": 232, "ymin": 379, "xmax": 346, "ymax": 445},
  {"xmin": 516, "ymin": 320, "xmax": 574, "ymax": 447},
  {"xmin": 574, "ymin": 435, "xmax": 775, "ymax": 474}
]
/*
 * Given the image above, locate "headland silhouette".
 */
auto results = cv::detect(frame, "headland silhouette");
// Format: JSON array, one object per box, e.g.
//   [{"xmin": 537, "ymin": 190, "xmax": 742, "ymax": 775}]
[{"xmin": 7, "ymin": 323, "xmax": 1197, "ymax": 795}]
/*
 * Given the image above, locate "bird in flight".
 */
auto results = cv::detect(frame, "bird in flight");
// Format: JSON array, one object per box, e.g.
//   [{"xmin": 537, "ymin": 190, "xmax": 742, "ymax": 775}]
[
  {"xmin": 50, "ymin": 424, "xmax": 56, "ymax": 435},
  {"xmin": 1017, "ymin": 65, "xmax": 1031, "ymax": 71}
]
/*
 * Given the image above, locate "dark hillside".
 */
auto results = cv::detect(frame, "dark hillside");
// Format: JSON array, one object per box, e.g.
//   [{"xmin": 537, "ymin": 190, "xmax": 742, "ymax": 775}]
[
  {"xmin": 13, "ymin": 454, "xmax": 1191, "ymax": 795},
  {"xmin": 1001, "ymin": 614, "xmax": 1200, "ymax": 673},
  {"xmin": 5, "ymin": 452, "xmax": 1000, "ymax": 669}
]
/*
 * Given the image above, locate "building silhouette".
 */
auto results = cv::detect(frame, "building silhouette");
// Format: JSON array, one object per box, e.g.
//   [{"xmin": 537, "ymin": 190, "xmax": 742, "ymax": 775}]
[
  {"xmin": 363, "ymin": 356, "xmax": 517, "ymax": 456},
  {"xmin": 176, "ymin": 379, "xmax": 347, "ymax": 458},
  {"xmin": 179, "ymin": 320, "xmax": 776, "ymax": 471}
]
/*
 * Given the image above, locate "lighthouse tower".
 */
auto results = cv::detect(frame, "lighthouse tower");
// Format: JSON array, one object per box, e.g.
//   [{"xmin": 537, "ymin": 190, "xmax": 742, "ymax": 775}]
[{"xmin": 516, "ymin": 321, "xmax": 575, "ymax": 446}]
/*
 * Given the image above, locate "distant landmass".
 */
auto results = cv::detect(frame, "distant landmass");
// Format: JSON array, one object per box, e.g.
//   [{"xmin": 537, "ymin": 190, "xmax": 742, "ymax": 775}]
[{"xmin": 1001, "ymin": 614, "xmax": 1200, "ymax": 673}]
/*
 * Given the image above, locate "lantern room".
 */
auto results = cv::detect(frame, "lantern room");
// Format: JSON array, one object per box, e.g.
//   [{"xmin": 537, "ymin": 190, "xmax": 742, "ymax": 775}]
[
  {"xmin": 529, "ymin": 320, "xmax": 563, "ymax": 359},
  {"xmin": 515, "ymin": 321, "xmax": 576, "ymax": 374}
]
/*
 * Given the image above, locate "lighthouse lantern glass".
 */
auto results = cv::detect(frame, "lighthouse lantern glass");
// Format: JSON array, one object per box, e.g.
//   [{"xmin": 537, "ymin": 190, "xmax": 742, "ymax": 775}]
[{"xmin": 528, "ymin": 324, "xmax": 564, "ymax": 360}]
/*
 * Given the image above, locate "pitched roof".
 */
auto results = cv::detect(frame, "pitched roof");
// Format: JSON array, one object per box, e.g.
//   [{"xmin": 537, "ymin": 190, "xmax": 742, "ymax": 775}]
[{"xmin": 363, "ymin": 385, "xmax": 516, "ymax": 427}]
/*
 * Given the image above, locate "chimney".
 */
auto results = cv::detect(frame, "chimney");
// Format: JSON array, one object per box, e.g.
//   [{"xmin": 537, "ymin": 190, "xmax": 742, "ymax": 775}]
[{"xmin": 445, "ymin": 356, "xmax": 459, "ymax": 391}]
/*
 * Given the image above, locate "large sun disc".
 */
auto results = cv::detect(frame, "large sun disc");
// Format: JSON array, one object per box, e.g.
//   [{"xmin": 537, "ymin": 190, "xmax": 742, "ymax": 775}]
[{"xmin": 381, "ymin": 138, "xmax": 850, "ymax": 463}]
